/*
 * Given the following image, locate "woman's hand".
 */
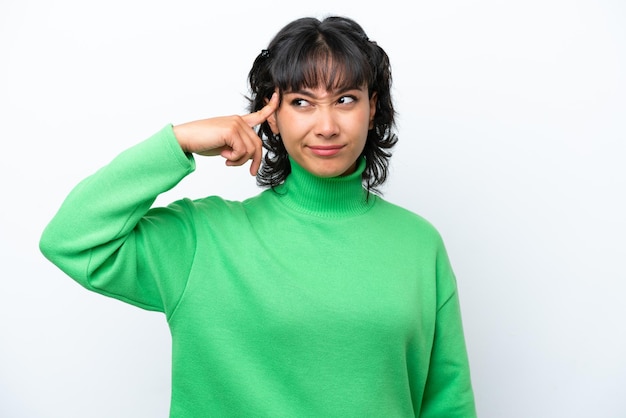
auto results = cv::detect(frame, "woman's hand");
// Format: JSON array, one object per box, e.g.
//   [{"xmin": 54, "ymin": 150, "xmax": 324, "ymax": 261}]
[{"xmin": 173, "ymin": 93, "xmax": 279, "ymax": 175}]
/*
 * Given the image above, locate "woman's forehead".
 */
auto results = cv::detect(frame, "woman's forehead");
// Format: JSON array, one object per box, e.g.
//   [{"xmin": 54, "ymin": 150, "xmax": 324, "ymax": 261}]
[
  {"xmin": 282, "ymin": 84, "xmax": 368, "ymax": 96},
  {"xmin": 280, "ymin": 62, "xmax": 366, "ymax": 90}
]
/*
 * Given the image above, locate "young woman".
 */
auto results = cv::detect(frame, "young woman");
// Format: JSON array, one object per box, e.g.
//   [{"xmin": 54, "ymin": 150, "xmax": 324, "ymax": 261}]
[{"xmin": 40, "ymin": 16, "xmax": 476, "ymax": 417}]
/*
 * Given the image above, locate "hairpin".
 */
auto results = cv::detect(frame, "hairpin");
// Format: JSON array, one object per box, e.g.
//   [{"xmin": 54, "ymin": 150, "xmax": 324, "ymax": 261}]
[{"xmin": 261, "ymin": 49, "xmax": 270, "ymax": 58}]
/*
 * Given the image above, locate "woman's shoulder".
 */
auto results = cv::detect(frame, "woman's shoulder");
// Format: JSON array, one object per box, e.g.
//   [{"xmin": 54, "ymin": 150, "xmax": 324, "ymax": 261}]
[
  {"xmin": 159, "ymin": 195, "xmax": 249, "ymax": 219},
  {"xmin": 371, "ymin": 195, "xmax": 444, "ymax": 242}
]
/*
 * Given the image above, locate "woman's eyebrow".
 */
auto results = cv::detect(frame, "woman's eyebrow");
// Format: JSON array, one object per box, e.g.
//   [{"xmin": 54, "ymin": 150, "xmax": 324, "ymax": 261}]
[{"xmin": 284, "ymin": 86, "xmax": 363, "ymax": 99}]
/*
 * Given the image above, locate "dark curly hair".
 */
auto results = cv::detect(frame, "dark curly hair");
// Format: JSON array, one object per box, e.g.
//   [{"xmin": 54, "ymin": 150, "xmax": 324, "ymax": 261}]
[{"xmin": 248, "ymin": 16, "xmax": 397, "ymax": 193}]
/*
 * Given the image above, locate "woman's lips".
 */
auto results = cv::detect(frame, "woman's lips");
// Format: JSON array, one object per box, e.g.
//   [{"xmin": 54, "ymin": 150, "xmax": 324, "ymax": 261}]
[{"xmin": 308, "ymin": 145, "xmax": 344, "ymax": 157}]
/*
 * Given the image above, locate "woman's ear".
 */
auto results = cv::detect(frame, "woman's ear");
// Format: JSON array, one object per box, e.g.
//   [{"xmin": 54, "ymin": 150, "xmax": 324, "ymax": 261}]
[
  {"xmin": 266, "ymin": 111, "xmax": 279, "ymax": 134},
  {"xmin": 264, "ymin": 96, "xmax": 280, "ymax": 134},
  {"xmin": 368, "ymin": 92, "xmax": 378, "ymax": 130}
]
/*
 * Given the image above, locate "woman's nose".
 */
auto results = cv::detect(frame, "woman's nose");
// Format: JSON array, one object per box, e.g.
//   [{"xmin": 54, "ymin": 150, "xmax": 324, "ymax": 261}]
[{"xmin": 314, "ymin": 108, "xmax": 339, "ymax": 139}]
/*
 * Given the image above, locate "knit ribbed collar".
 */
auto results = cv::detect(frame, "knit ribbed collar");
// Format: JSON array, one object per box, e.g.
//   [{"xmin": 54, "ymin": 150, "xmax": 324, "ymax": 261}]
[{"xmin": 273, "ymin": 157, "xmax": 373, "ymax": 218}]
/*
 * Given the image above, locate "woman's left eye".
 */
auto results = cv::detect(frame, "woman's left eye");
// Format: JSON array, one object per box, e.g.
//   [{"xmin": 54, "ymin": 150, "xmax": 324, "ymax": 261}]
[{"xmin": 338, "ymin": 95, "xmax": 356, "ymax": 105}]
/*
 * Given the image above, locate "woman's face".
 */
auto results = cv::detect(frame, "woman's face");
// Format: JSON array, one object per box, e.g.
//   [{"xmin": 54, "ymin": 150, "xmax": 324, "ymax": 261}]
[{"xmin": 268, "ymin": 85, "xmax": 377, "ymax": 178}]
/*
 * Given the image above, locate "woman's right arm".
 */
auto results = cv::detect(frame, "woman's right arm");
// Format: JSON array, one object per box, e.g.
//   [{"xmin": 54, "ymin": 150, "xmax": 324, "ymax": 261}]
[
  {"xmin": 39, "ymin": 126, "xmax": 198, "ymax": 312},
  {"xmin": 39, "ymin": 93, "xmax": 278, "ymax": 312}
]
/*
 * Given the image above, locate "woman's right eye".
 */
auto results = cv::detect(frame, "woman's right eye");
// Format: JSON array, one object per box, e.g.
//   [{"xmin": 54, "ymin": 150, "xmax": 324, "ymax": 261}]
[{"xmin": 291, "ymin": 98, "xmax": 311, "ymax": 107}]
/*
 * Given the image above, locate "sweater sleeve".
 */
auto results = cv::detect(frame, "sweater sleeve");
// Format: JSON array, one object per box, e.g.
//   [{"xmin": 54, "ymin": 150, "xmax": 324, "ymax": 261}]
[
  {"xmin": 420, "ymin": 241, "xmax": 477, "ymax": 417},
  {"xmin": 39, "ymin": 125, "xmax": 197, "ymax": 314}
]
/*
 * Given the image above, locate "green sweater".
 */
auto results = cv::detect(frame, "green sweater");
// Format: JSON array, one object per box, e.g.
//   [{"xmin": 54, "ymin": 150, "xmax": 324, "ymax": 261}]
[{"xmin": 40, "ymin": 126, "xmax": 476, "ymax": 417}]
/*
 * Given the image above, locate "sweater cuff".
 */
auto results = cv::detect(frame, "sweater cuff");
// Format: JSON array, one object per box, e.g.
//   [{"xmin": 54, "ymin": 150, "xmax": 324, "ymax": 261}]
[{"xmin": 161, "ymin": 124, "xmax": 196, "ymax": 172}]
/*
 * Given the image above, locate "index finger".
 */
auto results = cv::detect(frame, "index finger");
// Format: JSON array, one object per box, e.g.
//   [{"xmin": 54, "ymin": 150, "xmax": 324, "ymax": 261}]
[{"xmin": 243, "ymin": 92, "xmax": 279, "ymax": 128}]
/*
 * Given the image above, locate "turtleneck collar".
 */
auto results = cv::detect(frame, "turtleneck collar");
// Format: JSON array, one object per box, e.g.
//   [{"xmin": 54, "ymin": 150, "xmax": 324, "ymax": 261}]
[{"xmin": 273, "ymin": 157, "xmax": 374, "ymax": 218}]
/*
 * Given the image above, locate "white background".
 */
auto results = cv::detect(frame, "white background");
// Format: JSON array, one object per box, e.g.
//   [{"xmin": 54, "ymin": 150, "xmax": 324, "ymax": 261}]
[{"xmin": 1, "ymin": 0, "xmax": 625, "ymax": 417}]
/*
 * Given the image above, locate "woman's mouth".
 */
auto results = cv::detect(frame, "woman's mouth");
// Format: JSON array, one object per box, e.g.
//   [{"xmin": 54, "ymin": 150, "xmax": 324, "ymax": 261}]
[{"xmin": 307, "ymin": 145, "xmax": 344, "ymax": 157}]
